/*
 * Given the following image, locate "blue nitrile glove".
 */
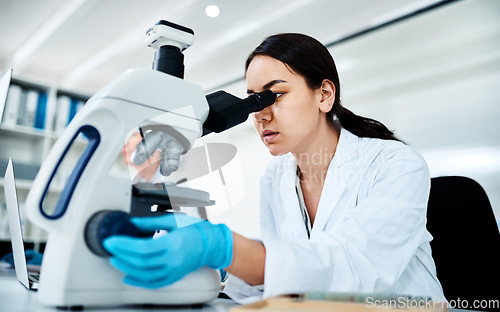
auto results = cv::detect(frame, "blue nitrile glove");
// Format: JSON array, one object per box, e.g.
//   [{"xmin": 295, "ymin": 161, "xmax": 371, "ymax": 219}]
[
  {"xmin": 25, "ymin": 249, "xmax": 43, "ymax": 265},
  {"xmin": 103, "ymin": 214, "xmax": 233, "ymax": 289},
  {"xmin": 1, "ymin": 249, "xmax": 43, "ymax": 267}
]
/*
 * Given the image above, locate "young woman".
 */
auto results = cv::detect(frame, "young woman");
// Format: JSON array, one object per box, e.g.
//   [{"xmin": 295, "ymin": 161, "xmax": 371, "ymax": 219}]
[{"xmin": 104, "ymin": 33, "xmax": 445, "ymax": 303}]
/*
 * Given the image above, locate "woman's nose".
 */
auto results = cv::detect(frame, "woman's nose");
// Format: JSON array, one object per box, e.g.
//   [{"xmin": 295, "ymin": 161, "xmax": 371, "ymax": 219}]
[{"xmin": 253, "ymin": 106, "xmax": 272, "ymax": 123}]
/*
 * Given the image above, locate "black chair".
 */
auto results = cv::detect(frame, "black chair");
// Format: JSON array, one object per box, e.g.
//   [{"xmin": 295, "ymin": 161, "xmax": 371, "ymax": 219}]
[{"xmin": 427, "ymin": 176, "xmax": 500, "ymax": 311}]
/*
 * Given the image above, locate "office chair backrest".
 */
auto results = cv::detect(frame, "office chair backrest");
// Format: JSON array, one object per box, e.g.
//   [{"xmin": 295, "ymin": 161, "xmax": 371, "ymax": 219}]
[{"xmin": 427, "ymin": 176, "xmax": 500, "ymax": 311}]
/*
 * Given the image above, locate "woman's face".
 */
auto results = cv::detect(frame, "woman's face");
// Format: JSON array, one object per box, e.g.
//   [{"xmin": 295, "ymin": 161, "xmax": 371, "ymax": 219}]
[{"xmin": 246, "ymin": 55, "xmax": 326, "ymax": 156}]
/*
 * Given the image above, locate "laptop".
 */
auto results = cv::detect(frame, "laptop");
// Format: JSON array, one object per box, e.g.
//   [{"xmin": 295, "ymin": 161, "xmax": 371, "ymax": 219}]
[{"xmin": 3, "ymin": 158, "xmax": 40, "ymax": 290}]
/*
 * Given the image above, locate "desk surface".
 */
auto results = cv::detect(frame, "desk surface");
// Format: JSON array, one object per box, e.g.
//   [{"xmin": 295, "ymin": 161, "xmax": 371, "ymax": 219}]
[
  {"xmin": 0, "ymin": 268, "xmax": 236, "ymax": 312},
  {"xmin": 1, "ymin": 269, "xmax": 488, "ymax": 312}
]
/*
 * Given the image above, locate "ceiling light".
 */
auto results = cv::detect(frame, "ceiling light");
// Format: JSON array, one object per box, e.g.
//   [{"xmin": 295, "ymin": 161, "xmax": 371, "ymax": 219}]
[{"xmin": 205, "ymin": 5, "xmax": 220, "ymax": 17}]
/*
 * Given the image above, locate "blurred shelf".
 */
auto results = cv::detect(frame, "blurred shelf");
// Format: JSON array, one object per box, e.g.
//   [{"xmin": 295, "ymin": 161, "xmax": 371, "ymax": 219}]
[
  {"xmin": 0, "ymin": 124, "xmax": 46, "ymax": 140},
  {"xmin": 0, "ymin": 177, "xmax": 63, "ymax": 193},
  {"xmin": 0, "ymin": 177, "xmax": 33, "ymax": 190}
]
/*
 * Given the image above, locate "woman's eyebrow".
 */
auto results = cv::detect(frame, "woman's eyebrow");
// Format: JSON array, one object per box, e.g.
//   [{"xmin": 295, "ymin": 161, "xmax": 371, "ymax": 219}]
[{"xmin": 247, "ymin": 79, "xmax": 287, "ymax": 94}]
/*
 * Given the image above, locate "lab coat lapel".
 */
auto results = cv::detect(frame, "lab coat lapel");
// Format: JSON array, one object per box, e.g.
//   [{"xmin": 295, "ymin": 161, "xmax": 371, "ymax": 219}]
[
  {"xmin": 312, "ymin": 129, "xmax": 359, "ymax": 233},
  {"xmin": 277, "ymin": 155, "xmax": 310, "ymax": 242}
]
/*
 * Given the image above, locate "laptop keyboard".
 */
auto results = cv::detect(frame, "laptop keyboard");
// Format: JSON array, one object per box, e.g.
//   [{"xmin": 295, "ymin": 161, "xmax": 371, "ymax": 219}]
[{"xmin": 29, "ymin": 273, "xmax": 40, "ymax": 283}]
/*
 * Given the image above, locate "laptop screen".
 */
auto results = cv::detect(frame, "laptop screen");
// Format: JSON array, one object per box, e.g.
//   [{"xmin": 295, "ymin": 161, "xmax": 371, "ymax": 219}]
[{"xmin": 4, "ymin": 158, "xmax": 31, "ymax": 289}]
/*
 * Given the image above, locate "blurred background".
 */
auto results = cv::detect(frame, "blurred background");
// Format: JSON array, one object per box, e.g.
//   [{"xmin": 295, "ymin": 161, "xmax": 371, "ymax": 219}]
[{"xmin": 0, "ymin": 0, "xmax": 499, "ymax": 239}]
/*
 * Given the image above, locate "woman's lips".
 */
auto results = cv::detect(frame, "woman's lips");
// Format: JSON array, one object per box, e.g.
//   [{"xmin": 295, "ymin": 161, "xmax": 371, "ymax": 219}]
[{"xmin": 262, "ymin": 130, "xmax": 279, "ymax": 143}]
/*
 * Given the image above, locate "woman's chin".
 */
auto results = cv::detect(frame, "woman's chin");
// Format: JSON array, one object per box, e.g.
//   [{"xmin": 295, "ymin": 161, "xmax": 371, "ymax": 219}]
[{"xmin": 267, "ymin": 146, "xmax": 288, "ymax": 156}]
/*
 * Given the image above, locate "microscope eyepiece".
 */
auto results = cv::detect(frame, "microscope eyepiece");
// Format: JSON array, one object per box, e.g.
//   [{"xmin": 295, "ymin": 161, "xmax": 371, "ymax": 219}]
[
  {"xmin": 202, "ymin": 89, "xmax": 276, "ymax": 135},
  {"xmin": 244, "ymin": 89, "xmax": 276, "ymax": 113}
]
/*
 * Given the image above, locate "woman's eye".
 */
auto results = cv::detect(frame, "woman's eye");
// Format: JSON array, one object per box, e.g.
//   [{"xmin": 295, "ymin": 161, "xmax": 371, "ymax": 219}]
[{"xmin": 275, "ymin": 93, "xmax": 283, "ymax": 99}]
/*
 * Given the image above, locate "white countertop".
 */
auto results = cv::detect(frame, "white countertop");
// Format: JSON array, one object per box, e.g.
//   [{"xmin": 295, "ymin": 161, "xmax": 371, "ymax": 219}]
[{"xmin": 0, "ymin": 268, "xmax": 237, "ymax": 312}]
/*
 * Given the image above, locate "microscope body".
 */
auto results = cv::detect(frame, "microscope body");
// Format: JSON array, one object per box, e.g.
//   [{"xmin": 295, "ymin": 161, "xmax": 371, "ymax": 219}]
[
  {"xmin": 24, "ymin": 19, "xmax": 275, "ymax": 308},
  {"xmin": 24, "ymin": 68, "xmax": 221, "ymax": 307}
]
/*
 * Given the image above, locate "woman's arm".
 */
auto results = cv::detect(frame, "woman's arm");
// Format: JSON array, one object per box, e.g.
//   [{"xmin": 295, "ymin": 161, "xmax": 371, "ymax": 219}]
[{"xmin": 226, "ymin": 233, "xmax": 266, "ymax": 285}]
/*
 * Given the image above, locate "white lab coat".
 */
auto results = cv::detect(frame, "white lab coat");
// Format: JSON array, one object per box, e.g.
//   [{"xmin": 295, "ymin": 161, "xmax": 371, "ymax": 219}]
[{"xmin": 224, "ymin": 128, "xmax": 445, "ymax": 303}]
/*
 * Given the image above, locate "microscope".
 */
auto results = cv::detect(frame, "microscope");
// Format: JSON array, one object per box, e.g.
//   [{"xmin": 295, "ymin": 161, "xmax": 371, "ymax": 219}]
[{"xmin": 24, "ymin": 20, "xmax": 275, "ymax": 308}]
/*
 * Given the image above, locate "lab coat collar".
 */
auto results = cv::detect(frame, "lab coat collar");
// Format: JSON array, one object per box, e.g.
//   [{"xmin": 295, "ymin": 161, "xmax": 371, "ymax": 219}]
[
  {"xmin": 277, "ymin": 128, "xmax": 360, "ymax": 239},
  {"xmin": 277, "ymin": 154, "xmax": 309, "ymax": 242},
  {"xmin": 313, "ymin": 128, "xmax": 360, "ymax": 233}
]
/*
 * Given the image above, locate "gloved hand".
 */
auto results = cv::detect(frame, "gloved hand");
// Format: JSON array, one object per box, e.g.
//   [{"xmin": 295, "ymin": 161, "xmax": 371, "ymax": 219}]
[
  {"xmin": 103, "ymin": 214, "xmax": 233, "ymax": 289},
  {"xmin": 1, "ymin": 249, "xmax": 43, "ymax": 267}
]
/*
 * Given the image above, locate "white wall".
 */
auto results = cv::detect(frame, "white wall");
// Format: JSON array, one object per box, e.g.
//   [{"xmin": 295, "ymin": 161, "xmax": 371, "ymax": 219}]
[{"xmin": 336, "ymin": 0, "xmax": 500, "ymax": 220}]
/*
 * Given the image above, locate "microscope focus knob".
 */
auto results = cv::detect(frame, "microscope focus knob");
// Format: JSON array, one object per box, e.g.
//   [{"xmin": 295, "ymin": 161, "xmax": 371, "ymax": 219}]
[{"xmin": 84, "ymin": 210, "xmax": 142, "ymax": 257}]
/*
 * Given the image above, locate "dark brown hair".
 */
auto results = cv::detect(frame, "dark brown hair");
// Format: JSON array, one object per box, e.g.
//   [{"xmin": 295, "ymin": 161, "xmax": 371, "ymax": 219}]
[{"xmin": 245, "ymin": 33, "xmax": 400, "ymax": 141}]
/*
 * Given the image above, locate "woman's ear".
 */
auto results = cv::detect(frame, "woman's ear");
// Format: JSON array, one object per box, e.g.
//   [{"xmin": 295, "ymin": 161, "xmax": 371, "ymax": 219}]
[{"xmin": 318, "ymin": 79, "xmax": 335, "ymax": 113}]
